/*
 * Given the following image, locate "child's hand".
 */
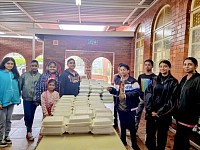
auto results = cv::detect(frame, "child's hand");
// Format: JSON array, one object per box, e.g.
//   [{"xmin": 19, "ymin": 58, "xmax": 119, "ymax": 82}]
[
  {"xmin": 107, "ymin": 87, "xmax": 112, "ymax": 91},
  {"xmin": 119, "ymin": 94, "xmax": 125, "ymax": 101},
  {"xmin": 0, "ymin": 105, "xmax": 2, "ymax": 110}
]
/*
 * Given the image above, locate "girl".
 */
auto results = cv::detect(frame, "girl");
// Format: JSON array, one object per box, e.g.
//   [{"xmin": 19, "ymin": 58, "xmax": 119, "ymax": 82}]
[
  {"xmin": 108, "ymin": 64, "xmax": 141, "ymax": 150},
  {"xmin": 35, "ymin": 61, "xmax": 59, "ymax": 104},
  {"xmin": 173, "ymin": 57, "xmax": 200, "ymax": 150},
  {"xmin": 41, "ymin": 79, "xmax": 60, "ymax": 117},
  {"xmin": 145, "ymin": 60, "xmax": 178, "ymax": 150},
  {"xmin": 0, "ymin": 57, "xmax": 21, "ymax": 147},
  {"xmin": 60, "ymin": 58, "xmax": 80, "ymax": 97}
]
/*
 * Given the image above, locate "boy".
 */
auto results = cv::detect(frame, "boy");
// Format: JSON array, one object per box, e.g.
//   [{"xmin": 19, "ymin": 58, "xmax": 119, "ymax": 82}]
[
  {"xmin": 107, "ymin": 64, "xmax": 141, "ymax": 150},
  {"xmin": 19, "ymin": 60, "xmax": 41, "ymax": 141},
  {"xmin": 135, "ymin": 59, "xmax": 156, "ymax": 131}
]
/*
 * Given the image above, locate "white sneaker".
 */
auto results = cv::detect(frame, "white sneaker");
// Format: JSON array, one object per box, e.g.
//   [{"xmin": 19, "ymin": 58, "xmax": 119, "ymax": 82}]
[{"xmin": 0, "ymin": 140, "xmax": 8, "ymax": 147}]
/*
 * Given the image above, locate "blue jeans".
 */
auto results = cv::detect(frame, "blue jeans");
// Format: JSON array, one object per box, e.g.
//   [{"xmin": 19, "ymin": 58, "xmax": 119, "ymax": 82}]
[
  {"xmin": 0, "ymin": 104, "xmax": 14, "ymax": 141},
  {"xmin": 135, "ymin": 99, "xmax": 144, "ymax": 131},
  {"xmin": 23, "ymin": 101, "xmax": 37, "ymax": 133},
  {"xmin": 118, "ymin": 110, "xmax": 137, "ymax": 147}
]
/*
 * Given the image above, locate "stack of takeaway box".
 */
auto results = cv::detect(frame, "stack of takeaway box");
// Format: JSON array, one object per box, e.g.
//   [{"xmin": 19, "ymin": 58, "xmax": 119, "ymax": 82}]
[{"xmin": 40, "ymin": 79, "xmax": 115, "ymax": 135}]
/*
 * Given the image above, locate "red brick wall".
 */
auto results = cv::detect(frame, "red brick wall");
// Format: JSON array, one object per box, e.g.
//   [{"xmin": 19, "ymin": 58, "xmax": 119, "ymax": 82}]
[
  {"xmin": 129, "ymin": 0, "xmax": 191, "ymax": 80},
  {"xmin": 0, "ymin": 37, "xmax": 43, "ymax": 70},
  {"xmin": 43, "ymin": 35, "xmax": 132, "ymax": 79}
]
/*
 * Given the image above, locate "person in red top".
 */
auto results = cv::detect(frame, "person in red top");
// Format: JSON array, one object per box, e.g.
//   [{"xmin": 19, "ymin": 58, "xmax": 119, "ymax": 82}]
[{"xmin": 41, "ymin": 79, "xmax": 60, "ymax": 117}]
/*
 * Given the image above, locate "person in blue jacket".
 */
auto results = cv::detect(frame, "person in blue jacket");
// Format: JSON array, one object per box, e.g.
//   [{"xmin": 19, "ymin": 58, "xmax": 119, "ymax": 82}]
[
  {"xmin": 107, "ymin": 64, "xmax": 141, "ymax": 150},
  {"xmin": 0, "ymin": 57, "xmax": 21, "ymax": 148}
]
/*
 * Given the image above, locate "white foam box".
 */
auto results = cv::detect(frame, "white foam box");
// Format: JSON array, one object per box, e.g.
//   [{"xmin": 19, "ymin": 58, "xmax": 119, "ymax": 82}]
[
  {"xmin": 92, "ymin": 118, "xmax": 113, "ymax": 126},
  {"xmin": 61, "ymin": 95, "xmax": 75, "ymax": 98},
  {"xmin": 94, "ymin": 108, "xmax": 112, "ymax": 113},
  {"xmin": 91, "ymin": 127, "xmax": 115, "ymax": 134},
  {"xmin": 68, "ymin": 115, "xmax": 91, "ymax": 124},
  {"xmin": 73, "ymin": 109, "xmax": 94, "ymax": 118},
  {"xmin": 42, "ymin": 116, "xmax": 64, "ymax": 126},
  {"xmin": 66, "ymin": 126, "xmax": 91, "ymax": 133},
  {"xmin": 41, "ymin": 126, "xmax": 65, "ymax": 135}
]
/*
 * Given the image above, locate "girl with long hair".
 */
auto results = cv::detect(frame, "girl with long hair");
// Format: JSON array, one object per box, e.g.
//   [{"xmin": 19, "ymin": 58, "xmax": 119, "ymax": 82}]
[
  {"xmin": 145, "ymin": 60, "xmax": 178, "ymax": 150},
  {"xmin": 0, "ymin": 57, "xmax": 21, "ymax": 147}
]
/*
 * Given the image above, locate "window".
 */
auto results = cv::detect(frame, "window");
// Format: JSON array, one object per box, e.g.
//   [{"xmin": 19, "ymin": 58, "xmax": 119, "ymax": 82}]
[
  {"xmin": 189, "ymin": 0, "xmax": 200, "ymax": 72},
  {"xmin": 153, "ymin": 6, "xmax": 172, "ymax": 74},
  {"xmin": 134, "ymin": 24, "xmax": 144, "ymax": 78}
]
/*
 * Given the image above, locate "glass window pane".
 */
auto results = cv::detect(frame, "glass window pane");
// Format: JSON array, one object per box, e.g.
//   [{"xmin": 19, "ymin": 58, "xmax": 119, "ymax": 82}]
[
  {"xmin": 155, "ymin": 29, "xmax": 163, "ymax": 41},
  {"xmin": 193, "ymin": 11, "xmax": 200, "ymax": 27},
  {"xmin": 192, "ymin": 28, "xmax": 200, "ymax": 43},
  {"xmin": 164, "ymin": 25, "xmax": 172, "ymax": 38},
  {"xmin": 194, "ymin": 0, "xmax": 200, "ymax": 9},
  {"xmin": 154, "ymin": 42, "xmax": 163, "ymax": 53},
  {"xmin": 164, "ymin": 7, "xmax": 172, "ymax": 24},
  {"xmin": 156, "ymin": 10, "xmax": 164, "ymax": 28}
]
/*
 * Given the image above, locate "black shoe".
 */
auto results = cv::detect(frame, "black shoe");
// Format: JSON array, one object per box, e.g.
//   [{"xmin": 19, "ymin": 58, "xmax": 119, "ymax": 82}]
[
  {"xmin": 132, "ymin": 144, "xmax": 140, "ymax": 150},
  {"xmin": 4, "ymin": 137, "xmax": 12, "ymax": 144},
  {"xmin": 0, "ymin": 140, "xmax": 8, "ymax": 147}
]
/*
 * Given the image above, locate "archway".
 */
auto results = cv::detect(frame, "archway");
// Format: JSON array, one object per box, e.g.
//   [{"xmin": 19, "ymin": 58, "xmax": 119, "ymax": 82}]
[
  {"xmin": 35, "ymin": 55, "xmax": 43, "ymax": 74},
  {"xmin": 65, "ymin": 56, "xmax": 86, "ymax": 77},
  {"xmin": 91, "ymin": 57, "xmax": 112, "ymax": 83},
  {"xmin": 3, "ymin": 53, "xmax": 26, "ymax": 75}
]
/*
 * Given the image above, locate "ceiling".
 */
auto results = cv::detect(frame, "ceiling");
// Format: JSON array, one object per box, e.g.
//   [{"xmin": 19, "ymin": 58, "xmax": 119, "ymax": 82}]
[{"xmin": 0, "ymin": 0, "xmax": 155, "ymax": 37}]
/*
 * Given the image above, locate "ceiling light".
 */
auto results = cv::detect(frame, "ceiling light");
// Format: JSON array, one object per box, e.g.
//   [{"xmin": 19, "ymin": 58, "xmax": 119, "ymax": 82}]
[
  {"xmin": 76, "ymin": 0, "xmax": 81, "ymax": 6},
  {"xmin": 0, "ymin": 31, "xmax": 5, "ymax": 34},
  {"xmin": 59, "ymin": 24, "xmax": 105, "ymax": 31}
]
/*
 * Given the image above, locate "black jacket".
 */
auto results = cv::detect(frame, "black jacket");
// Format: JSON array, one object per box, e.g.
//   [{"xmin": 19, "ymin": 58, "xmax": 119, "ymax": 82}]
[
  {"xmin": 109, "ymin": 75, "xmax": 141, "ymax": 112},
  {"xmin": 175, "ymin": 73, "xmax": 200, "ymax": 125},
  {"xmin": 145, "ymin": 73, "xmax": 178, "ymax": 120},
  {"xmin": 60, "ymin": 69, "xmax": 80, "ymax": 97}
]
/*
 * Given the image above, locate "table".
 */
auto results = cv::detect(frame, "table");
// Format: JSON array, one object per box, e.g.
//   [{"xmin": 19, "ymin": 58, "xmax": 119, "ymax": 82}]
[{"xmin": 36, "ymin": 132, "xmax": 126, "ymax": 150}]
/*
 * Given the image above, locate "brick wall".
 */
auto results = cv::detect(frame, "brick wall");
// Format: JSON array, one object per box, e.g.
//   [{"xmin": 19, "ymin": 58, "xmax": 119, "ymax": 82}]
[
  {"xmin": 129, "ymin": 0, "xmax": 191, "ymax": 80},
  {"xmin": 0, "ymin": 37, "xmax": 43, "ymax": 70},
  {"xmin": 43, "ymin": 35, "xmax": 132, "ymax": 79}
]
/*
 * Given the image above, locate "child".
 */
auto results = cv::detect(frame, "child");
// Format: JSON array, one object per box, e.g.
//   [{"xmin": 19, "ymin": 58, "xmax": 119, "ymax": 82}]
[
  {"xmin": 0, "ymin": 57, "xmax": 21, "ymax": 147},
  {"xmin": 60, "ymin": 58, "xmax": 80, "ymax": 97},
  {"xmin": 41, "ymin": 79, "xmax": 60, "ymax": 117},
  {"xmin": 19, "ymin": 60, "xmax": 41, "ymax": 141},
  {"xmin": 107, "ymin": 64, "xmax": 141, "ymax": 150},
  {"xmin": 35, "ymin": 61, "xmax": 60, "ymax": 104}
]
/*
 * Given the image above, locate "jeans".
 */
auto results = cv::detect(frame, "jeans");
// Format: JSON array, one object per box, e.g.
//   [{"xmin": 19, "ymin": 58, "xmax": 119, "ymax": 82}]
[
  {"xmin": 135, "ymin": 99, "xmax": 144, "ymax": 131},
  {"xmin": 0, "ymin": 104, "xmax": 14, "ymax": 141},
  {"xmin": 118, "ymin": 110, "xmax": 138, "ymax": 147},
  {"xmin": 23, "ymin": 101, "xmax": 37, "ymax": 133},
  {"xmin": 173, "ymin": 123, "xmax": 192, "ymax": 150}
]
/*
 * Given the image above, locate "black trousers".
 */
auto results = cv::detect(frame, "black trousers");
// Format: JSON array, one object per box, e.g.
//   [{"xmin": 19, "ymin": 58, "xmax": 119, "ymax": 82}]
[
  {"xmin": 145, "ymin": 117, "xmax": 170, "ymax": 150},
  {"xmin": 173, "ymin": 123, "xmax": 192, "ymax": 150},
  {"xmin": 118, "ymin": 110, "xmax": 137, "ymax": 147}
]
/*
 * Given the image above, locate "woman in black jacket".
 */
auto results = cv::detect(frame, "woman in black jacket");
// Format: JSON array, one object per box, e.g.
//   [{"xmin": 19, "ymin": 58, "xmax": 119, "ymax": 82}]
[
  {"xmin": 145, "ymin": 60, "xmax": 178, "ymax": 150},
  {"xmin": 173, "ymin": 57, "xmax": 200, "ymax": 150},
  {"xmin": 60, "ymin": 58, "xmax": 80, "ymax": 97}
]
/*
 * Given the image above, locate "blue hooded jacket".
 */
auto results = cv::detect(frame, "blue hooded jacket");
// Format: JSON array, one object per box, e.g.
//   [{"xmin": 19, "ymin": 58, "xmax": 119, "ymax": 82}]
[{"xmin": 0, "ymin": 70, "xmax": 21, "ymax": 107}]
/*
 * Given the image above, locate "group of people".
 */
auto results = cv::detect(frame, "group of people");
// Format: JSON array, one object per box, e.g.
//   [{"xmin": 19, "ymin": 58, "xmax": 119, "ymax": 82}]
[
  {"xmin": 0, "ymin": 56, "xmax": 199, "ymax": 150},
  {"xmin": 108, "ymin": 57, "xmax": 200, "ymax": 150},
  {"xmin": 0, "ymin": 57, "xmax": 80, "ymax": 147}
]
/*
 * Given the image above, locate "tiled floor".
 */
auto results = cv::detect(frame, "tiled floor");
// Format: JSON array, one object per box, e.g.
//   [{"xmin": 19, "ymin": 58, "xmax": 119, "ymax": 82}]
[{"xmin": 0, "ymin": 103, "xmax": 198, "ymax": 150}]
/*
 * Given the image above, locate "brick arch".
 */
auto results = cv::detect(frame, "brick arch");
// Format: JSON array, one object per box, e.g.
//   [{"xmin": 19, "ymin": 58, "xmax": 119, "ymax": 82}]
[{"xmin": 91, "ymin": 56, "xmax": 112, "ymax": 82}]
